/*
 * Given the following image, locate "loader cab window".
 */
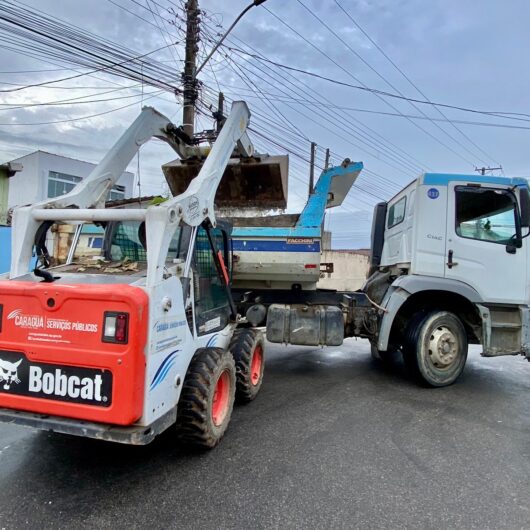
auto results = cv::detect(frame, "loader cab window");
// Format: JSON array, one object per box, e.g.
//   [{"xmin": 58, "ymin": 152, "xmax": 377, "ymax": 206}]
[
  {"xmin": 193, "ymin": 225, "xmax": 231, "ymax": 335},
  {"xmin": 110, "ymin": 221, "xmax": 147, "ymax": 261},
  {"xmin": 455, "ymin": 186, "xmax": 519, "ymax": 244},
  {"xmin": 106, "ymin": 221, "xmax": 185, "ymax": 263},
  {"xmin": 387, "ymin": 196, "xmax": 406, "ymax": 228}
]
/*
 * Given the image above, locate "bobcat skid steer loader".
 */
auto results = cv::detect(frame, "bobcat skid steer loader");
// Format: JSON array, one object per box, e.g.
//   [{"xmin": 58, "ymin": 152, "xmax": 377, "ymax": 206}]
[{"xmin": 0, "ymin": 101, "xmax": 267, "ymax": 448}]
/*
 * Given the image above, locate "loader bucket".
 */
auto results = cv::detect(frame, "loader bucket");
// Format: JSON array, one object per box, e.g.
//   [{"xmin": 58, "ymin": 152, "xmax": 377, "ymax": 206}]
[{"xmin": 162, "ymin": 155, "xmax": 289, "ymax": 209}]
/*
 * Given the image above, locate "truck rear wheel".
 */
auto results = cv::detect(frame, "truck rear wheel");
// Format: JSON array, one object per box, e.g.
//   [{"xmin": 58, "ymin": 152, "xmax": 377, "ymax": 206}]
[
  {"xmin": 176, "ymin": 347, "xmax": 236, "ymax": 449},
  {"xmin": 229, "ymin": 328, "xmax": 265, "ymax": 403},
  {"xmin": 403, "ymin": 311, "xmax": 468, "ymax": 387}
]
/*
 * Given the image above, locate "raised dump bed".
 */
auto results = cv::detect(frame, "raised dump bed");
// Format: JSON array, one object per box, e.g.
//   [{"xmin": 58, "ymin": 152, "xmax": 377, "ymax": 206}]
[{"xmin": 228, "ymin": 160, "xmax": 363, "ymax": 291}]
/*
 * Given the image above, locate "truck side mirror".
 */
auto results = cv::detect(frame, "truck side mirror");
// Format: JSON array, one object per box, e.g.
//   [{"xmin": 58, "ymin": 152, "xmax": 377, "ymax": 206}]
[{"xmin": 519, "ymin": 188, "xmax": 530, "ymax": 228}]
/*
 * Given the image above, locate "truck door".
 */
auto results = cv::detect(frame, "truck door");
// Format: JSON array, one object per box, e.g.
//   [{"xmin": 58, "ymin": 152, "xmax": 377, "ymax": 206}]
[{"xmin": 445, "ymin": 183, "xmax": 527, "ymax": 304}]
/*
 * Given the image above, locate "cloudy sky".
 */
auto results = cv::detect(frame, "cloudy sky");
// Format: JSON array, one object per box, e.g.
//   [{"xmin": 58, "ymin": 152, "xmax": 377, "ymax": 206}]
[{"xmin": 1, "ymin": 0, "xmax": 530, "ymax": 247}]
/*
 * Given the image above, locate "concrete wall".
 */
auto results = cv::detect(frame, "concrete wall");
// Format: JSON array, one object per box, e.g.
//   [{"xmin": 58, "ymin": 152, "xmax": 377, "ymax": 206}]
[
  {"xmin": 317, "ymin": 250, "xmax": 370, "ymax": 291},
  {"xmin": 7, "ymin": 151, "xmax": 134, "ymax": 209}
]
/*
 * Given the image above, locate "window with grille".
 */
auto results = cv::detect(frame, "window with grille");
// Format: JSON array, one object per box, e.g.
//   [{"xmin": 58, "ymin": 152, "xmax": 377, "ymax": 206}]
[
  {"xmin": 48, "ymin": 171, "xmax": 126, "ymax": 201},
  {"xmin": 48, "ymin": 171, "xmax": 82, "ymax": 198}
]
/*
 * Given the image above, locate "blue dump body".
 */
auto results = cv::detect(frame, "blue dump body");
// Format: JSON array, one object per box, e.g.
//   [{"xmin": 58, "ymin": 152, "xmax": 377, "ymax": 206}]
[{"xmin": 230, "ymin": 162, "xmax": 363, "ymax": 290}]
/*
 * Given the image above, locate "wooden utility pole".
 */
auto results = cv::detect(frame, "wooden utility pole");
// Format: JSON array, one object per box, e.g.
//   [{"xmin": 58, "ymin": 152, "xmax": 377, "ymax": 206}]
[
  {"xmin": 309, "ymin": 141, "xmax": 316, "ymax": 195},
  {"xmin": 215, "ymin": 92, "xmax": 225, "ymax": 133},
  {"xmin": 182, "ymin": 0, "xmax": 199, "ymax": 138},
  {"xmin": 324, "ymin": 148, "xmax": 330, "ymax": 170}
]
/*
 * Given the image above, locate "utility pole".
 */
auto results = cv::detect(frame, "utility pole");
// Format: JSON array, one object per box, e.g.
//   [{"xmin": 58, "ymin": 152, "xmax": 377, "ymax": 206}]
[
  {"xmin": 324, "ymin": 148, "xmax": 330, "ymax": 170},
  {"xmin": 475, "ymin": 166, "xmax": 502, "ymax": 175},
  {"xmin": 309, "ymin": 141, "xmax": 316, "ymax": 195},
  {"xmin": 182, "ymin": 0, "xmax": 267, "ymax": 138},
  {"xmin": 182, "ymin": 0, "xmax": 200, "ymax": 138},
  {"xmin": 214, "ymin": 92, "xmax": 225, "ymax": 133}
]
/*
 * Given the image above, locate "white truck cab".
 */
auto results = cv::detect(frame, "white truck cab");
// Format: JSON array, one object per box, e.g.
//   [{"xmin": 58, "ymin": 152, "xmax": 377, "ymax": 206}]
[{"xmin": 368, "ymin": 172, "xmax": 530, "ymax": 385}]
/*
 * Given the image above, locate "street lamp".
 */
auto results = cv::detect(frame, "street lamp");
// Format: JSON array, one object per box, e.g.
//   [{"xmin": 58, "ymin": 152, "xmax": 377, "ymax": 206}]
[{"xmin": 195, "ymin": 0, "xmax": 267, "ymax": 75}]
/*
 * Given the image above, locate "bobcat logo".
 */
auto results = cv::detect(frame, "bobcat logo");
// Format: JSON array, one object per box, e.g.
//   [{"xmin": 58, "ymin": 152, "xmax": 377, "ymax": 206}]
[{"xmin": 0, "ymin": 358, "xmax": 22, "ymax": 390}]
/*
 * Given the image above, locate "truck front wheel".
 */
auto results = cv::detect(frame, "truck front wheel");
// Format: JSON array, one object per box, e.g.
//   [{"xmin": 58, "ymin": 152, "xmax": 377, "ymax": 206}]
[
  {"xmin": 403, "ymin": 311, "xmax": 468, "ymax": 387},
  {"xmin": 176, "ymin": 347, "xmax": 236, "ymax": 449}
]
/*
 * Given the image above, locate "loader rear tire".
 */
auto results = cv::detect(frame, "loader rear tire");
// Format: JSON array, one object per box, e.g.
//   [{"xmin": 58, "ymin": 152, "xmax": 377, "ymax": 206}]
[
  {"xmin": 176, "ymin": 347, "xmax": 236, "ymax": 449},
  {"xmin": 403, "ymin": 310, "xmax": 467, "ymax": 387},
  {"xmin": 229, "ymin": 328, "xmax": 265, "ymax": 403}
]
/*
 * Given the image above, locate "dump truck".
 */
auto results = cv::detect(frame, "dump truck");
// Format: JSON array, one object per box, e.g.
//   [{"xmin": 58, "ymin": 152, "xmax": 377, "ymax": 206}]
[
  {"xmin": 0, "ymin": 101, "xmax": 277, "ymax": 447},
  {"xmin": 234, "ymin": 172, "xmax": 530, "ymax": 387}
]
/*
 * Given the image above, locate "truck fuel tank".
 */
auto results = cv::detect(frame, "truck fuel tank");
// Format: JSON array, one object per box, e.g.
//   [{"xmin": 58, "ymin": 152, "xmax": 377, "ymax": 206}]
[{"xmin": 266, "ymin": 304, "xmax": 344, "ymax": 347}]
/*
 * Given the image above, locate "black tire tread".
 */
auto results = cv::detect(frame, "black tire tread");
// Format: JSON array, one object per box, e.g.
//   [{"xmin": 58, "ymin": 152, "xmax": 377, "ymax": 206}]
[
  {"xmin": 403, "ymin": 310, "xmax": 467, "ymax": 387},
  {"xmin": 229, "ymin": 328, "xmax": 265, "ymax": 403},
  {"xmin": 176, "ymin": 347, "xmax": 235, "ymax": 449}
]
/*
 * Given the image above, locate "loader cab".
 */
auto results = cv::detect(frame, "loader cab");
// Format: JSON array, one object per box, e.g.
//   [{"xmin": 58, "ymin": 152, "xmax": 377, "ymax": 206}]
[
  {"xmin": 69, "ymin": 218, "xmax": 234, "ymax": 336},
  {"xmin": 177, "ymin": 221, "xmax": 234, "ymax": 336},
  {"xmin": 114, "ymin": 219, "xmax": 234, "ymax": 336}
]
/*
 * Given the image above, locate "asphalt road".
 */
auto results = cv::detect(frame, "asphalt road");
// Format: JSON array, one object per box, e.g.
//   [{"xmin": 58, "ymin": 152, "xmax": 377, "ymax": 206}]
[{"xmin": 0, "ymin": 340, "xmax": 528, "ymax": 529}]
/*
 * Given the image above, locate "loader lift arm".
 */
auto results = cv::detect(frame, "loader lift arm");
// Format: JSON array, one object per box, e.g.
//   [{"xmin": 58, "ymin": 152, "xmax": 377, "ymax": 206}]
[{"xmin": 10, "ymin": 101, "xmax": 253, "ymax": 281}]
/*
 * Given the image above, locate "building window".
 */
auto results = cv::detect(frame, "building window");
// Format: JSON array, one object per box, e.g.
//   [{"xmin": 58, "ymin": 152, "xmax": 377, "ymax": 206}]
[
  {"xmin": 48, "ymin": 171, "xmax": 126, "ymax": 201},
  {"xmin": 87, "ymin": 236, "xmax": 103, "ymax": 249},
  {"xmin": 107, "ymin": 185, "xmax": 126, "ymax": 202},
  {"xmin": 48, "ymin": 171, "xmax": 82, "ymax": 198}
]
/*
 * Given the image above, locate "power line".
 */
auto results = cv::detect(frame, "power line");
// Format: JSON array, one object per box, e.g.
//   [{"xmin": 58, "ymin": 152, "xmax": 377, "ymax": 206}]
[
  {"xmin": 222, "ymin": 49, "xmax": 424, "ymax": 175},
  {"xmin": 296, "ymin": 0, "xmax": 486, "ymax": 166},
  {"xmin": 202, "ymin": 19, "xmax": 429, "ymax": 174},
  {"xmin": 227, "ymin": 46, "xmax": 530, "ymax": 124},
  {"xmin": 266, "ymin": 4, "xmax": 475, "ymax": 167},
  {"xmin": 333, "ymin": 0, "xmax": 499, "ymax": 166},
  {"xmin": 0, "ymin": 90, "xmax": 165, "ymax": 125}
]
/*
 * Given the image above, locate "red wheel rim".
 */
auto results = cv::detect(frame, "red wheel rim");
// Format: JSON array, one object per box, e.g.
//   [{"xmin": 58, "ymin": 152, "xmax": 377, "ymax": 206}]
[
  {"xmin": 212, "ymin": 370, "xmax": 231, "ymax": 426},
  {"xmin": 250, "ymin": 345, "xmax": 263, "ymax": 386}
]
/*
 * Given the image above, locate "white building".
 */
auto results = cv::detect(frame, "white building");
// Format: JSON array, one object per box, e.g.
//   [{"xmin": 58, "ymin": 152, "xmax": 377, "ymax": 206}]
[{"xmin": 7, "ymin": 150, "xmax": 134, "ymax": 209}]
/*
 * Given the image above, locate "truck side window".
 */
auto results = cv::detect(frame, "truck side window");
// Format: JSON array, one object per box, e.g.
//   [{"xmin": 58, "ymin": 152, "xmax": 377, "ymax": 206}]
[
  {"xmin": 455, "ymin": 187, "xmax": 518, "ymax": 244},
  {"xmin": 387, "ymin": 196, "xmax": 406, "ymax": 228}
]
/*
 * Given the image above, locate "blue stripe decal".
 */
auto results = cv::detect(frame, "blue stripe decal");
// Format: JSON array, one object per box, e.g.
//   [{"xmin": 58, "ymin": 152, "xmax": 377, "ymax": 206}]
[
  {"xmin": 206, "ymin": 334, "xmax": 217, "ymax": 347},
  {"xmin": 151, "ymin": 359, "xmax": 176, "ymax": 390},
  {"xmin": 232, "ymin": 240, "xmax": 320, "ymax": 252},
  {"xmin": 150, "ymin": 351, "xmax": 179, "ymax": 391},
  {"xmin": 232, "ymin": 227, "xmax": 322, "ymax": 238}
]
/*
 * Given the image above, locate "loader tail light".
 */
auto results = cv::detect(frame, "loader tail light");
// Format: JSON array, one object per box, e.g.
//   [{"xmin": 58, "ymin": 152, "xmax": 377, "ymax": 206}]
[
  {"xmin": 103, "ymin": 312, "xmax": 129, "ymax": 344},
  {"xmin": 0, "ymin": 304, "xmax": 3, "ymax": 333}
]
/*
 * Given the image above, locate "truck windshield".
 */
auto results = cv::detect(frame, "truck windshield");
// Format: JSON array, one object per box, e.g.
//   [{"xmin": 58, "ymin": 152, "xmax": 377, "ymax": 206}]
[{"xmin": 455, "ymin": 187, "xmax": 517, "ymax": 244}]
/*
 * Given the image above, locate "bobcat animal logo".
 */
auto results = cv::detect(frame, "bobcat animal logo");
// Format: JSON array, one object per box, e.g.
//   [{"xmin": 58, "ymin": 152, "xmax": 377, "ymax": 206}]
[{"xmin": 0, "ymin": 358, "xmax": 23, "ymax": 390}]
